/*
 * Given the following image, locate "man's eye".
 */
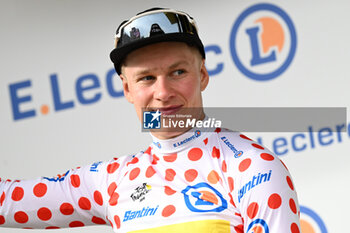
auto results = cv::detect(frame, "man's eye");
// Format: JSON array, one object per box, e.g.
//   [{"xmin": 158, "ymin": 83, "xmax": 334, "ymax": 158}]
[
  {"xmin": 173, "ymin": 70, "xmax": 185, "ymax": 76},
  {"xmin": 139, "ymin": 76, "xmax": 155, "ymax": 81}
]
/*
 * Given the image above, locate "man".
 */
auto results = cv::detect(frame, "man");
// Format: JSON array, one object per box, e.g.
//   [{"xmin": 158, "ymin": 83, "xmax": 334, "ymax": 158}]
[{"xmin": 0, "ymin": 8, "xmax": 300, "ymax": 233}]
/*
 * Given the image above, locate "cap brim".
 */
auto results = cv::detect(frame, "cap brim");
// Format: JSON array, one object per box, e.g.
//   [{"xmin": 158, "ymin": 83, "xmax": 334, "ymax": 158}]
[{"xmin": 110, "ymin": 33, "xmax": 205, "ymax": 75}]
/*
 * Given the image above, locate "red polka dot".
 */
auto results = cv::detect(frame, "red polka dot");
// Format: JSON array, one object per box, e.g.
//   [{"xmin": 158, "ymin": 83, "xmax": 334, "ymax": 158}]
[
  {"xmin": 162, "ymin": 205, "xmax": 176, "ymax": 217},
  {"xmin": 228, "ymin": 177, "xmax": 234, "ymax": 192},
  {"xmin": 108, "ymin": 182, "xmax": 117, "ymax": 196},
  {"xmin": 163, "ymin": 153, "xmax": 177, "ymax": 162},
  {"xmin": 92, "ymin": 216, "xmax": 106, "ymax": 224},
  {"xmin": 252, "ymin": 143, "xmax": 264, "ymax": 150},
  {"xmin": 207, "ymin": 170, "xmax": 221, "ymax": 184},
  {"xmin": 239, "ymin": 134, "xmax": 252, "ymax": 141},
  {"xmin": 203, "ymin": 138, "xmax": 208, "ymax": 145},
  {"xmin": 114, "ymin": 215, "xmax": 121, "ymax": 229},
  {"xmin": 109, "ymin": 192, "xmax": 119, "ymax": 206},
  {"xmin": 260, "ymin": 153, "xmax": 274, "ymax": 161},
  {"xmin": 234, "ymin": 224, "xmax": 244, "ymax": 233},
  {"xmin": 268, "ymin": 193, "xmax": 282, "ymax": 209},
  {"xmin": 60, "ymin": 203, "xmax": 74, "ymax": 215},
  {"xmin": 14, "ymin": 211, "xmax": 28, "ymax": 224},
  {"xmin": 0, "ymin": 215, "xmax": 5, "ymax": 225},
  {"xmin": 188, "ymin": 148, "xmax": 203, "ymax": 161},
  {"xmin": 184, "ymin": 169, "xmax": 198, "ymax": 182},
  {"xmin": 107, "ymin": 162, "xmax": 120, "ymax": 174},
  {"xmin": 152, "ymin": 154, "xmax": 160, "ymax": 165},
  {"xmin": 222, "ymin": 160, "xmax": 227, "ymax": 173},
  {"xmin": 33, "ymin": 183, "xmax": 47, "ymax": 197},
  {"xmin": 0, "ymin": 192, "xmax": 5, "ymax": 206},
  {"xmin": 69, "ymin": 221, "xmax": 85, "ymax": 227},
  {"xmin": 127, "ymin": 157, "xmax": 139, "ymax": 166},
  {"xmin": 70, "ymin": 175, "xmax": 80, "ymax": 188},
  {"xmin": 146, "ymin": 166, "xmax": 156, "ymax": 178},
  {"xmin": 215, "ymin": 128, "xmax": 221, "ymax": 133},
  {"xmin": 37, "ymin": 207, "xmax": 52, "ymax": 221},
  {"xmin": 11, "ymin": 187, "xmax": 24, "ymax": 201},
  {"xmin": 239, "ymin": 158, "xmax": 251, "ymax": 172},
  {"xmin": 144, "ymin": 147, "xmax": 151, "ymax": 155},
  {"xmin": 94, "ymin": 191, "xmax": 103, "ymax": 206},
  {"xmin": 79, "ymin": 197, "xmax": 91, "ymax": 210},
  {"xmin": 289, "ymin": 198, "xmax": 297, "ymax": 214},
  {"xmin": 212, "ymin": 146, "xmax": 220, "ymax": 158},
  {"xmin": 164, "ymin": 186, "xmax": 176, "ymax": 195},
  {"xmin": 165, "ymin": 169, "xmax": 176, "ymax": 181},
  {"xmin": 291, "ymin": 222, "xmax": 300, "ymax": 233},
  {"xmin": 129, "ymin": 167, "xmax": 140, "ymax": 180},
  {"xmin": 46, "ymin": 226, "xmax": 60, "ymax": 229},
  {"xmin": 286, "ymin": 176, "xmax": 294, "ymax": 190},
  {"xmin": 247, "ymin": 202, "xmax": 259, "ymax": 219}
]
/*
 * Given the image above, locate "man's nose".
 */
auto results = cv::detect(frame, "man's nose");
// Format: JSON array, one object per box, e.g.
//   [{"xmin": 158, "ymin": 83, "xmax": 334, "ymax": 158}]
[{"xmin": 153, "ymin": 77, "xmax": 175, "ymax": 101}]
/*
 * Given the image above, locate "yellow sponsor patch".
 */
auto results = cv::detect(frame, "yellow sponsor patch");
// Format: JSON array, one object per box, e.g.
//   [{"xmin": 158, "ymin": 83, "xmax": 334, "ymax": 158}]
[{"xmin": 129, "ymin": 219, "xmax": 230, "ymax": 233}]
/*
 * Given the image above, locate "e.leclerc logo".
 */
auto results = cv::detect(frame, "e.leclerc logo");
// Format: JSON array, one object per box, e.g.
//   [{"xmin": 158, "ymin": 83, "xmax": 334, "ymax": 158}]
[
  {"xmin": 182, "ymin": 182, "xmax": 227, "ymax": 213},
  {"xmin": 8, "ymin": 69, "xmax": 123, "ymax": 121},
  {"xmin": 247, "ymin": 219, "xmax": 269, "ymax": 233},
  {"xmin": 230, "ymin": 3, "xmax": 297, "ymax": 81},
  {"xmin": 300, "ymin": 205, "xmax": 328, "ymax": 233}
]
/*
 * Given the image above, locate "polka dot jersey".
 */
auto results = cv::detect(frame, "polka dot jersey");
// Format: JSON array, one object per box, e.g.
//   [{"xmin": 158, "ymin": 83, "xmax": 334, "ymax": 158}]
[{"xmin": 0, "ymin": 128, "xmax": 300, "ymax": 232}]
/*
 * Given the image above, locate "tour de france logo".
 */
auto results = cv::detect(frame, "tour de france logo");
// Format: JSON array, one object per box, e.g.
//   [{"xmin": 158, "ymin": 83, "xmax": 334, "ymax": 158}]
[{"xmin": 230, "ymin": 3, "xmax": 297, "ymax": 81}]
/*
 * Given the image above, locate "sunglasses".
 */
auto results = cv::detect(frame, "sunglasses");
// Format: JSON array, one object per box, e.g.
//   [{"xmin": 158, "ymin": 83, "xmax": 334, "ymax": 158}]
[
  {"xmin": 114, "ymin": 9, "xmax": 199, "ymax": 48},
  {"xmin": 110, "ymin": 8, "xmax": 205, "ymax": 75}
]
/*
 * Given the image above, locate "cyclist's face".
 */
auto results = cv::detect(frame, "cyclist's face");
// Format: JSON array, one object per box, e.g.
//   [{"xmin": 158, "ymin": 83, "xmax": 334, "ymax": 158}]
[{"xmin": 120, "ymin": 42, "xmax": 209, "ymax": 139}]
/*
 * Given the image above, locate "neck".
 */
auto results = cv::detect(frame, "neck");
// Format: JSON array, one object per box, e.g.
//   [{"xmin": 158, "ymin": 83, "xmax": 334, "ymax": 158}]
[{"xmin": 150, "ymin": 110, "xmax": 206, "ymax": 140}]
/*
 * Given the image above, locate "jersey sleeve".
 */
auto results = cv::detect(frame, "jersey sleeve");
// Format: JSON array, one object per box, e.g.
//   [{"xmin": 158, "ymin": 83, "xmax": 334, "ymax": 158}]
[
  {"xmin": 222, "ymin": 132, "xmax": 300, "ymax": 233},
  {"xmin": 0, "ymin": 159, "xmax": 113, "ymax": 229}
]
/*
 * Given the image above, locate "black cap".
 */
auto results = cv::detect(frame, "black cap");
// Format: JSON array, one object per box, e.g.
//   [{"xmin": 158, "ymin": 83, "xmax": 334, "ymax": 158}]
[{"xmin": 110, "ymin": 8, "xmax": 205, "ymax": 75}]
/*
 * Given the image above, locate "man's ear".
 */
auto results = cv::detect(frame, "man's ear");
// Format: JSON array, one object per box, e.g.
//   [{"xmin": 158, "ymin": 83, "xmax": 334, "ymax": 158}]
[
  {"xmin": 120, "ymin": 74, "xmax": 134, "ymax": 103},
  {"xmin": 199, "ymin": 60, "xmax": 209, "ymax": 91}
]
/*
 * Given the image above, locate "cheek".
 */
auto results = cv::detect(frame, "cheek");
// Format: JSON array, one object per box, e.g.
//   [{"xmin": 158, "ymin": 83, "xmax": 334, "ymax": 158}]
[
  {"xmin": 181, "ymin": 78, "xmax": 202, "ymax": 100},
  {"xmin": 131, "ymin": 86, "xmax": 151, "ymax": 106}
]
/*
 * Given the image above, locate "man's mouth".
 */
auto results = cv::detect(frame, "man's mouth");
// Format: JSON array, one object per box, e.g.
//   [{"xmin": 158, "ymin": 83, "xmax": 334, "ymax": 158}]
[{"xmin": 157, "ymin": 105, "xmax": 183, "ymax": 115}]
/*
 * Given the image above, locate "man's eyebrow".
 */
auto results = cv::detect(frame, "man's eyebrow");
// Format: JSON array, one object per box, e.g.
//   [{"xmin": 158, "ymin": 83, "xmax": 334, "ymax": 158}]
[
  {"xmin": 169, "ymin": 60, "xmax": 191, "ymax": 70},
  {"xmin": 133, "ymin": 60, "xmax": 191, "ymax": 76},
  {"xmin": 134, "ymin": 68, "xmax": 152, "ymax": 77}
]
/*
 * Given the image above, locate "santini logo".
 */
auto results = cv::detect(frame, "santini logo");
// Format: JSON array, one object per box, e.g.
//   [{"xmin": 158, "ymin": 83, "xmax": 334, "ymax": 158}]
[
  {"xmin": 123, "ymin": 205, "xmax": 159, "ymax": 222},
  {"xmin": 238, "ymin": 170, "xmax": 272, "ymax": 203}
]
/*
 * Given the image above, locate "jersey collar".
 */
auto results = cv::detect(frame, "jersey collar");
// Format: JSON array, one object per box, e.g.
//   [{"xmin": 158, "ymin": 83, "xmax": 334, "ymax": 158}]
[{"xmin": 150, "ymin": 116, "xmax": 215, "ymax": 153}]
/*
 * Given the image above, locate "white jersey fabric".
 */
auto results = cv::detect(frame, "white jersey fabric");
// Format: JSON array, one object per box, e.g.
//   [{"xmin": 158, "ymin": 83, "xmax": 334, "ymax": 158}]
[{"xmin": 0, "ymin": 127, "xmax": 300, "ymax": 233}]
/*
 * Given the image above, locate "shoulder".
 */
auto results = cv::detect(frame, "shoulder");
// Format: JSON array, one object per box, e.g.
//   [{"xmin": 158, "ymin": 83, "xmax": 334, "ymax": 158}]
[
  {"xmin": 214, "ymin": 128, "xmax": 285, "ymax": 174},
  {"xmin": 105, "ymin": 150, "xmax": 146, "ymax": 171},
  {"xmin": 213, "ymin": 128, "xmax": 261, "ymax": 158}
]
